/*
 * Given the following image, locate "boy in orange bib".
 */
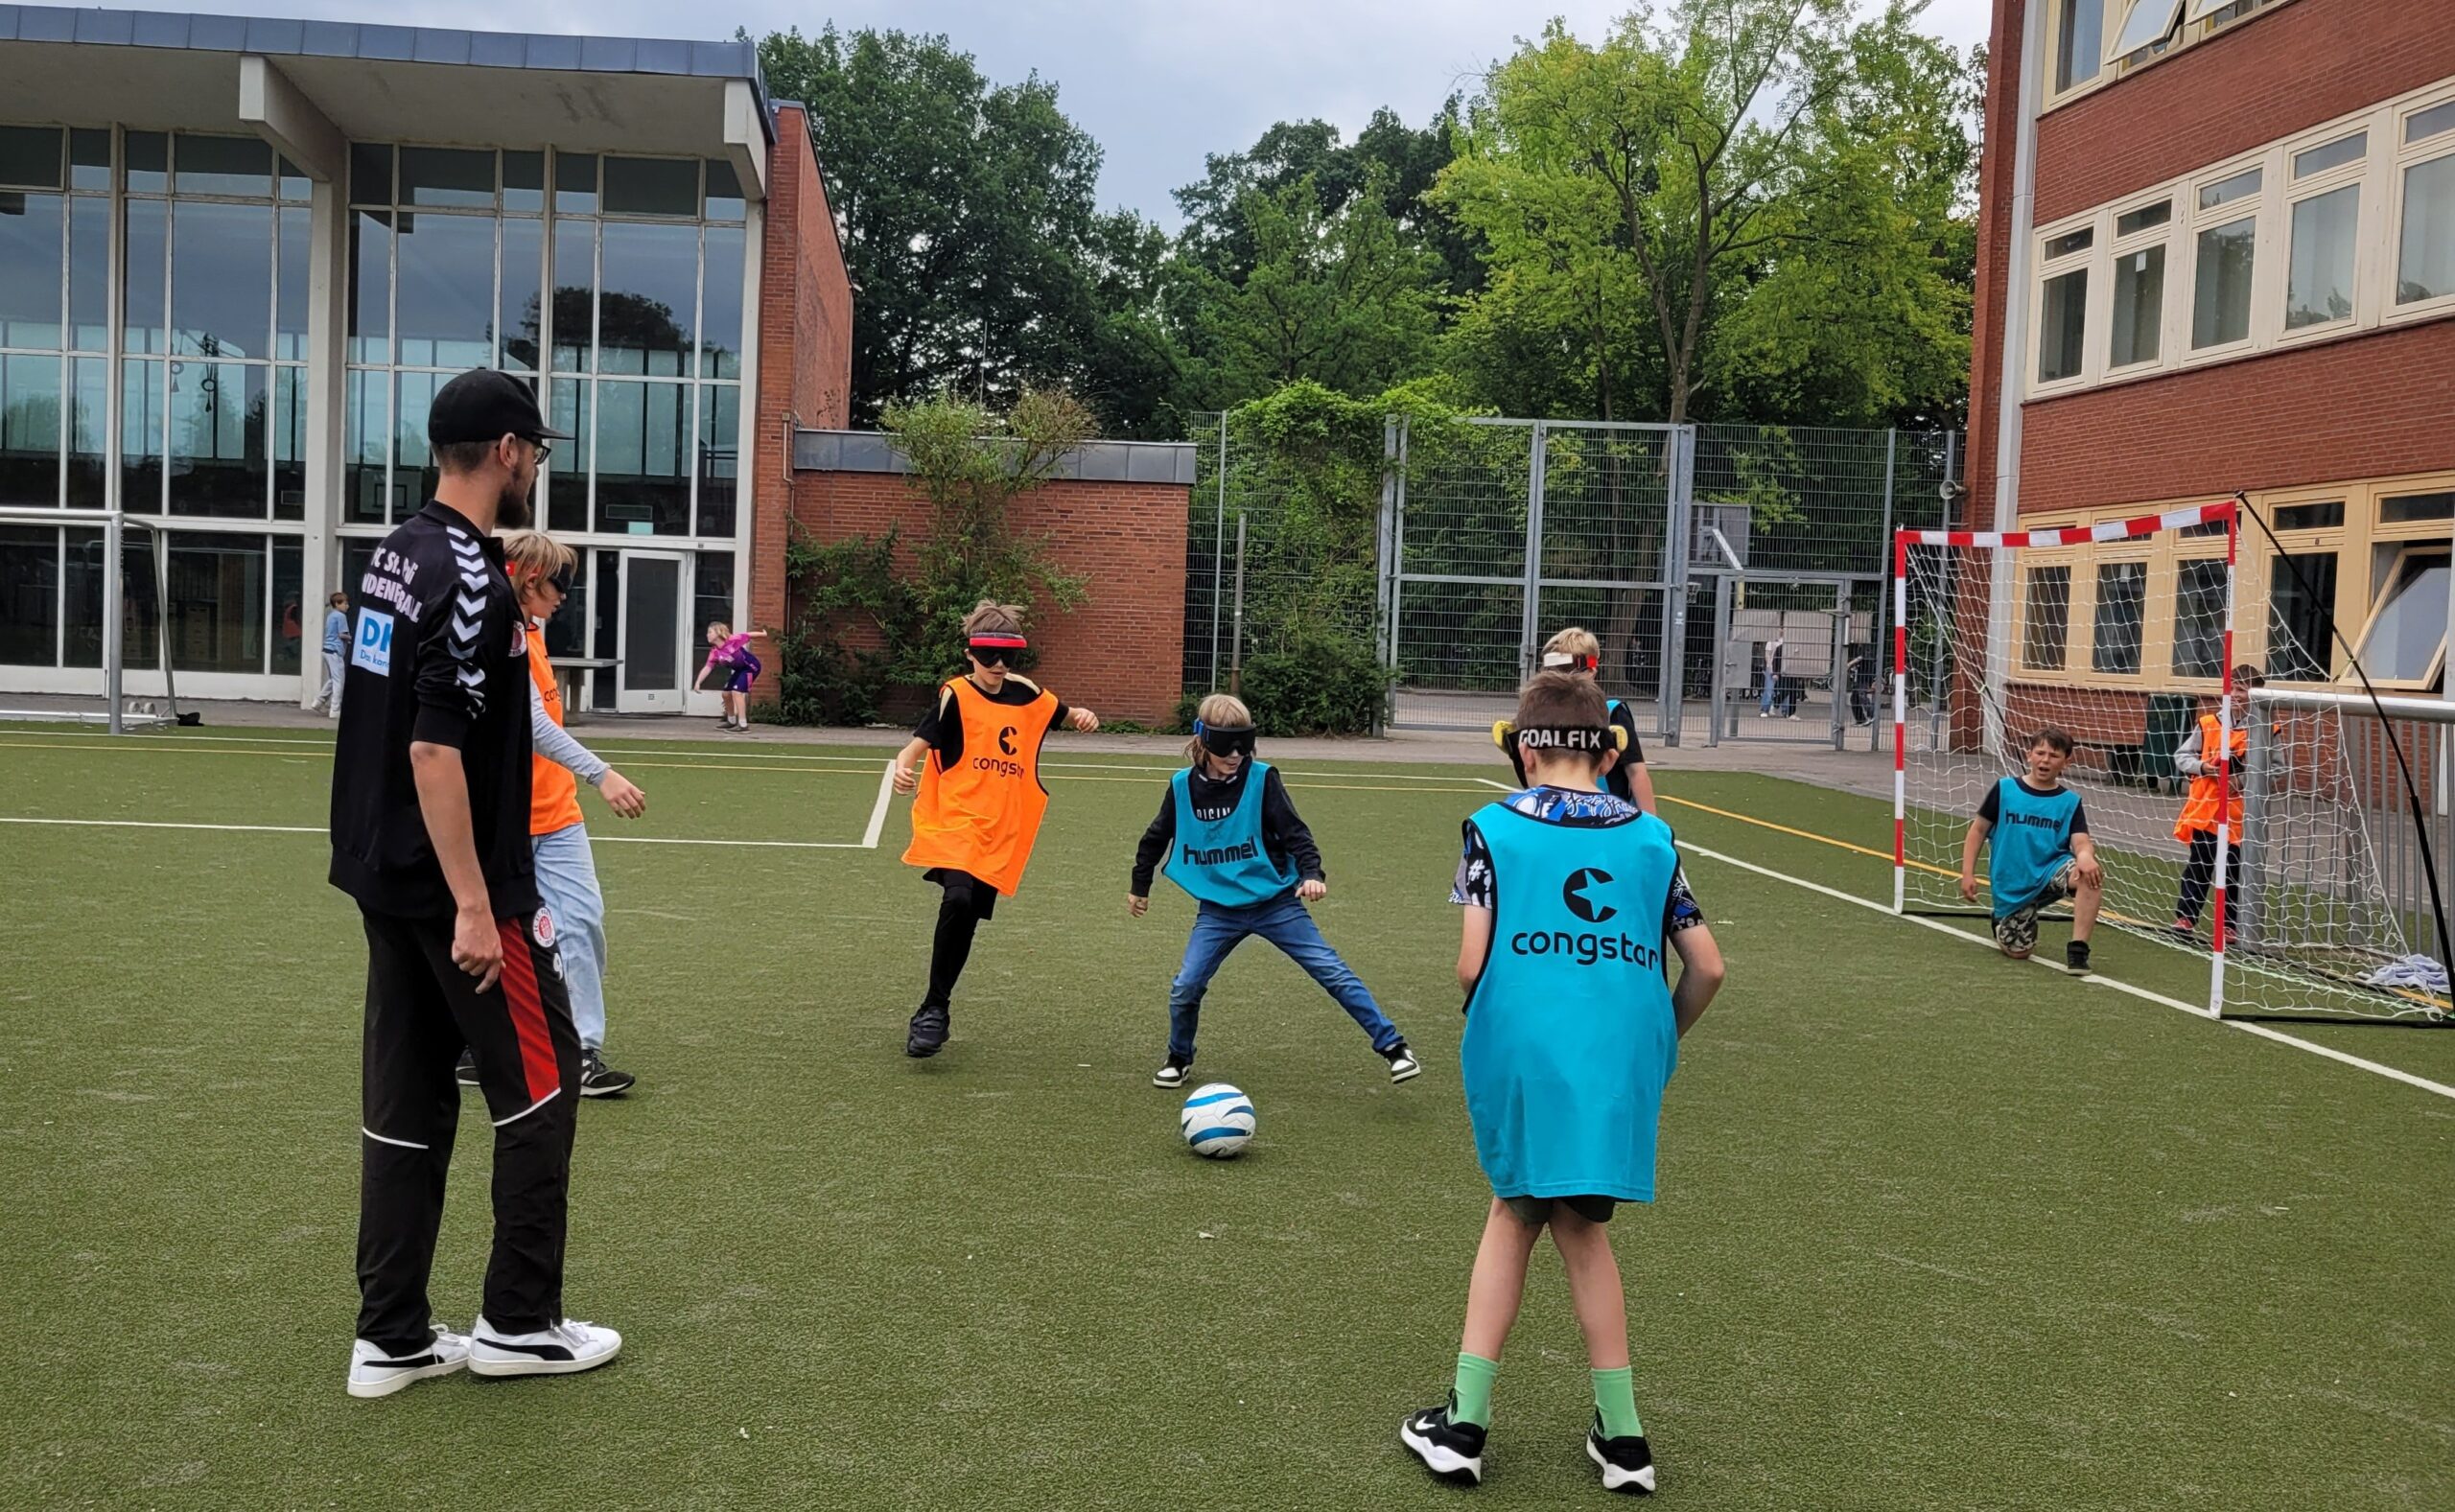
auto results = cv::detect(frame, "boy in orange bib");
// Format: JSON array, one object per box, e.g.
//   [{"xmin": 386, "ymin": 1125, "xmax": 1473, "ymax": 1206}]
[{"xmin": 891, "ymin": 601, "xmax": 1099, "ymax": 1057}]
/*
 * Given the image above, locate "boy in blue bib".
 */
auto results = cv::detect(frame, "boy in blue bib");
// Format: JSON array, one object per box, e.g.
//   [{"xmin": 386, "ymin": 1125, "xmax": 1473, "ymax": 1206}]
[
  {"xmin": 1957, "ymin": 725, "xmax": 2104, "ymax": 972},
  {"xmin": 1128, "ymin": 694, "xmax": 1415, "ymax": 1089},
  {"xmin": 1401, "ymin": 673, "xmax": 1724, "ymax": 1495}
]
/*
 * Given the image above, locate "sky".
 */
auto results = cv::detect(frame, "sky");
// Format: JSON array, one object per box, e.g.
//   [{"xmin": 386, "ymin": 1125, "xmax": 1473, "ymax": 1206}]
[{"xmin": 147, "ymin": 0, "xmax": 1998, "ymax": 226}]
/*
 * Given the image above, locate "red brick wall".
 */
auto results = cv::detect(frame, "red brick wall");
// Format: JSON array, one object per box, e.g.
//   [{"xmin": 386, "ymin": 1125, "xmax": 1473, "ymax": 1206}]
[
  {"xmin": 748, "ymin": 105, "xmax": 853, "ymax": 703},
  {"xmin": 2034, "ymin": 0, "xmax": 2455, "ymax": 225},
  {"xmin": 2021, "ymin": 324, "xmax": 2455, "ymax": 516},
  {"xmin": 1965, "ymin": 0, "xmax": 2028, "ymax": 535},
  {"xmin": 788, "ymin": 469, "xmax": 1190, "ymax": 724}
]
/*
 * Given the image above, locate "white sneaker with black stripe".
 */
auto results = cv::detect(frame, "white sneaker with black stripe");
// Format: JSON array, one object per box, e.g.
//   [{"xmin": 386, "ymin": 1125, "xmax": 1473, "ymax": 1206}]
[
  {"xmin": 467, "ymin": 1315, "xmax": 622, "ymax": 1378},
  {"xmin": 346, "ymin": 1324, "xmax": 471, "ymax": 1398},
  {"xmin": 1382, "ymin": 1041, "xmax": 1421, "ymax": 1083}
]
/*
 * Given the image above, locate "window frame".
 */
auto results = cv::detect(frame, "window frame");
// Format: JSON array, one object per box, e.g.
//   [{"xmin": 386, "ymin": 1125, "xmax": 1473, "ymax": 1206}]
[
  {"xmin": 2046, "ymin": 0, "xmax": 2108, "ymax": 106},
  {"xmin": 2028, "ymin": 216, "xmax": 2097, "ymax": 395},
  {"xmin": 2046, "ymin": 0, "xmax": 2293, "ymax": 109},
  {"xmin": 2384, "ymin": 82, "xmax": 2455, "ymax": 326},
  {"xmin": 2345, "ymin": 544, "xmax": 2450, "ymax": 691},
  {"xmin": 2275, "ymin": 119, "xmax": 2377, "ymax": 345},
  {"xmin": 2105, "ymin": 192, "xmax": 2176, "ymax": 375}
]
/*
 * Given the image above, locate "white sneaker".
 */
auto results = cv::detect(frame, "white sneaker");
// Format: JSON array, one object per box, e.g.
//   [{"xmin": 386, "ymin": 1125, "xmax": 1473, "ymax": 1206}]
[
  {"xmin": 346, "ymin": 1324, "xmax": 471, "ymax": 1398},
  {"xmin": 468, "ymin": 1315, "xmax": 622, "ymax": 1378}
]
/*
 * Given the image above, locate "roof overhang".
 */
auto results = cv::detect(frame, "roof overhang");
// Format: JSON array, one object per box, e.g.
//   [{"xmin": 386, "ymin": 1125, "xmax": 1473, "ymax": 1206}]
[{"xmin": 0, "ymin": 8, "xmax": 771, "ymax": 193}]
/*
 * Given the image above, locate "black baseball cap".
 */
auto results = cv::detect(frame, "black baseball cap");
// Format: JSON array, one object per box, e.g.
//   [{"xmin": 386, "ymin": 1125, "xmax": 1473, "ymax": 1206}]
[{"xmin": 426, "ymin": 368, "xmax": 572, "ymax": 449}]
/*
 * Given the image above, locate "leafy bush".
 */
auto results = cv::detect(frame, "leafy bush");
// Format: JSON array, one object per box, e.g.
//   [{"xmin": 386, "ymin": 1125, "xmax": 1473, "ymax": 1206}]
[{"xmin": 1237, "ymin": 628, "xmax": 1387, "ymax": 735}]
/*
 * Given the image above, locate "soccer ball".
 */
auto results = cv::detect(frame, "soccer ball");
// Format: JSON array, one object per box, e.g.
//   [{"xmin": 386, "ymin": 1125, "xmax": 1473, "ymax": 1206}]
[{"xmin": 1180, "ymin": 1082, "xmax": 1256, "ymax": 1158}]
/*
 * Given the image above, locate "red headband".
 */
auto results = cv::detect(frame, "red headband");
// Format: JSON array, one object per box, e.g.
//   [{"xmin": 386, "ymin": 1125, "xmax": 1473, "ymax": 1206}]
[{"xmin": 969, "ymin": 634, "xmax": 1027, "ymax": 649}]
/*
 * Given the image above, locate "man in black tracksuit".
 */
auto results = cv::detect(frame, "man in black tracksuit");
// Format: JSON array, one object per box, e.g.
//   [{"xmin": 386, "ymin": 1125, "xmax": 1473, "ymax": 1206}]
[{"xmin": 329, "ymin": 369, "xmax": 620, "ymax": 1399}]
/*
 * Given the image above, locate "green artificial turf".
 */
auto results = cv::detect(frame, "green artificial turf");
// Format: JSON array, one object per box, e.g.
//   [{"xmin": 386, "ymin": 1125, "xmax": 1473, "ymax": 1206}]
[{"xmin": 0, "ymin": 724, "xmax": 2448, "ymax": 1510}]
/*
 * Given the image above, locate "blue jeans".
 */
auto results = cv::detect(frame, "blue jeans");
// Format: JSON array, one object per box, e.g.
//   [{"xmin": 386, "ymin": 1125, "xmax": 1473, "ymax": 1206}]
[
  {"xmin": 531, "ymin": 823, "xmax": 609, "ymax": 1051},
  {"xmin": 1167, "ymin": 894, "xmax": 1399, "ymax": 1063}
]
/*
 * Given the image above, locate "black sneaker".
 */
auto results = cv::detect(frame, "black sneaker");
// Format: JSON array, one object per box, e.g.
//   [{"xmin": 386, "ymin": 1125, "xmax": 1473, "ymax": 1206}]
[
  {"xmin": 455, "ymin": 1049, "xmax": 479, "ymax": 1087},
  {"xmin": 1382, "ymin": 1040, "xmax": 1421, "ymax": 1083},
  {"xmin": 1585, "ymin": 1417, "xmax": 1656, "ymax": 1494},
  {"xmin": 579, "ymin": 1048, "xmax": 636, "ymax": 1098},
  {"xmin": 905, "ymin": 1003, "xmax": 949, "ymax": 1058},
  {"xmin": 1400, "ymin": 1395, "xmax": 1486, "ymax": 1485},
  {"xmin": 1152, "ymin": 1058, "xmax": 1190, "ymax": 1089},
  {"xmin": 2066, "ymin": 940, "xmax": 2093, "ymax": 975}
]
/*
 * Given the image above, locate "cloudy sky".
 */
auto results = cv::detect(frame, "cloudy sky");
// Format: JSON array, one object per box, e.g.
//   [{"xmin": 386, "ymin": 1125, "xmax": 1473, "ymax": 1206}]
[{"xmin": 162, "ymin": 0, "xmax": 1997, "ymax": 225}]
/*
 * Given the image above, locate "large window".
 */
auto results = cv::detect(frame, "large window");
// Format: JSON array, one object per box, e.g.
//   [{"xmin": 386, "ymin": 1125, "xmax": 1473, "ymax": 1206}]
[
  {"xmin": 2050, "ymin": 0, "xmax": 2282, "ymax": 105},
  {"xmin": 2028, "ymin": 81, "xmax": 2455, "ymax": 398},
  {"xmin": 2091, "ymin": 561, "xmax": 2148, "ymax": 675},
  {"xmin": 2022, "ymin": 566, "xmax": 2072, "ymax": 671},
  {"xmin": 2052, "ymin": 0, "xmax": 2104, "ymax": 97},
  {"xmin": 2170, "ymin": 558, "xmax": 2229, "ymax": 678},
  {"xmin": 2269, "ymin": 550, "xmax": 2338, "ymax": 678},
  {"xmin": 0, "ymin": 126, "xmax": 111, "ymax": 511},
  {"xmin": 343, "ymin": 144, "xmax": 746, "ymax": 542},
  {"xmin": 2352, "ymin": 549, "xmax": 2450, "ymax": 687}
]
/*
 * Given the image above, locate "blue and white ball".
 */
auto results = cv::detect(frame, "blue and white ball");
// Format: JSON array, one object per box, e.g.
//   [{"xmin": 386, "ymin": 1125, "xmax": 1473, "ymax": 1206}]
[{"xmin": 1180, "ymin": 1082, "xmax": 1256, "ymax": 1158}]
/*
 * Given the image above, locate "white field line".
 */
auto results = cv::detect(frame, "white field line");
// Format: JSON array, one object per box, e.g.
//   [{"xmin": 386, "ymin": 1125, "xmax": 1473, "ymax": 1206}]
[
  {"xmin": 1673, "ymin": 838, "xmax": 2455, "ymax": 1104},
  {"xmin": 861, "ymin": 760, "xmax": 895, "ymax": 849},
  {"xmin": 0, "ymin": 725, "xmax": 1496, "ymax": 785},
  {"xmin": 0, "ymin": 816, "xmax": 875, "ymax": 849}
]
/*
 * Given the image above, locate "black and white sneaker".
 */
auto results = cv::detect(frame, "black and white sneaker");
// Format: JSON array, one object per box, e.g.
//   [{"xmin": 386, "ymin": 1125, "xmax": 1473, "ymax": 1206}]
[
  {"xmin": 1585, "ymin": 1417, "xmax": 1656, "ymax": 1494},
  {"xmin": 905, "ymin": 1003, "xmax": 950, "ymax": 1058},
  {"xmin": 1382, "ymin": 1041, "xmax": 1421, "ymax": 1083},
  {"xmin": 1153, "ymin": 1058, "xmax": 1191, "ymax": 1089},
  {"xmin": 1401, "ymin": 1396, "xmax": 1486, "ymax": 1485},
  {"xmin": 2066, "ymin": 940, "xmax": 2093, "ymax": 975},
  {"xmin": 579, "ymin": 1048, "xmax": 636, "ymax": 1098},
  {"xmin": 346, "ymin": 1324, "xmax": 470, "ymax": 1399},
  {"xmin": 455, "ymin": 1049, "xmax": 479, "ymax": 1087},
  {"xmin": 467, "ymin": 1315, "xmax": 622, "ymax": 1379}
]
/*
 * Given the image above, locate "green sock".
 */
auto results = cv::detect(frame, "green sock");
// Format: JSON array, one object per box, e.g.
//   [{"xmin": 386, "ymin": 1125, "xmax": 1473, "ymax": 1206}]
[
  {"xmin": 1451, "ymin": 1353, "xmax": 1499, "ymax": 1428},
  {"xmin": 1593, "ymin": 1366, "xmax": 1642, "ymax": 1439}
]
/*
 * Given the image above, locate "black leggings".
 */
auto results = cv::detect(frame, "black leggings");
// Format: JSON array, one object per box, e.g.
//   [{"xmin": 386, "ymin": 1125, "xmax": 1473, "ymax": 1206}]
[
  {"xmin": 2176, "ymin": 831, "xmax": 2239, "ymax": 931},
  {"xmin": 923, "ymin": 870, "xmax": 998, "ymax": 1009}
]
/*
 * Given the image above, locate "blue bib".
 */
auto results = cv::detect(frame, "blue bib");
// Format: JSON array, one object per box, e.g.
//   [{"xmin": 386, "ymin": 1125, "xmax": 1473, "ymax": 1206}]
[
  {"xmin": 1162, "ymin": 761, "xmax": 1298, "ymax": 908},
  {"xmin": 1461, "ymin": 801, "xmax": 1680, "ymax": 1203},
  {"xmin": 1986, "ymin": 777, "xmax": 2080, "ymax": 917}
]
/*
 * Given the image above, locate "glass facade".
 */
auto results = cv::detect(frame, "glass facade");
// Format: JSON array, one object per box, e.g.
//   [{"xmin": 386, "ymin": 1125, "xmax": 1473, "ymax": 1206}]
[{"xmin": 0, "ymin": 124, "xmax": 754, "ymax": 693}]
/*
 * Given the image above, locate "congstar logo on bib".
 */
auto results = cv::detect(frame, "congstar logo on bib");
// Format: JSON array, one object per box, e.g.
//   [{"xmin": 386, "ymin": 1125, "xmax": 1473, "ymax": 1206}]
[{"xmin": 1509, "ymin": 867, "xmax": 1659, "ymax": 968}]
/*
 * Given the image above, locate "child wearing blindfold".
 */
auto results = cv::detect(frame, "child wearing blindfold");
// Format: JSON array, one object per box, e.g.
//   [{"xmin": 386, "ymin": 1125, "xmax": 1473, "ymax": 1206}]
[
  {"xmin": 891, "ymin": 601, "xmax": 1100, "ymax": 1058},
  {"xmin": 1514, "ymin": 627, "xmax": 1655, "ymax": 813},
  {"xmin": 1127, "ymin": 693, "xmax": 1417, "ymax": 1089}
]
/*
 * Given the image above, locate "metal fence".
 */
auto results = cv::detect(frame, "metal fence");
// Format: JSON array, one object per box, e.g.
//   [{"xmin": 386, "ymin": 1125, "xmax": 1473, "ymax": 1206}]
[{"xmin": 1185, "ymin": 411, "xmax": 1959, "ymax": 742}]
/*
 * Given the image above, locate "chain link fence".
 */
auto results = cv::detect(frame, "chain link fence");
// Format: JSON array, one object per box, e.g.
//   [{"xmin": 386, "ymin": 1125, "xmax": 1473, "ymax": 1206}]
[{"xmin": 1184, "ymin": 409, "xmax": 1959, "ymax": 741}]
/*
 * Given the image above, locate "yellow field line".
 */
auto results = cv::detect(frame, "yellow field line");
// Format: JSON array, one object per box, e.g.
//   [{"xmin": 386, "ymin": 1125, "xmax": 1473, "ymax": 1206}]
[{"xmin": 1654, "ymin": 791, "xmax": 1961, "ymax": 878}]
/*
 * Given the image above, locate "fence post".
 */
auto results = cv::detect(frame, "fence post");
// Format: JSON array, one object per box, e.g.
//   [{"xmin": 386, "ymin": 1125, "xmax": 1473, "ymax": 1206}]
[
  {"xmin": 1928, "ymin": 431, "xmax": 1957, "ymax": 753},
  {"xmin": 1519, "ymin": 422, "xmax": 1547, "ymax": 684},
  {"xmin": 1658, "ymin": 425, "xmax": 1696, "ymax": 747},
  {"xmin": 1209, "ymin": 411, "xmax": 1228, "ymax": 691},
  {"xmin": 1374, "ymin": 417, "xmax": 1402, "ymax": 737},
  {"xmin": 1228, "ymin": 511, "xmax": 1248, "ymax": 699},
  {"xmin": 1875, "ymin": 429, "xmax": 1897, "ymax": 756}
]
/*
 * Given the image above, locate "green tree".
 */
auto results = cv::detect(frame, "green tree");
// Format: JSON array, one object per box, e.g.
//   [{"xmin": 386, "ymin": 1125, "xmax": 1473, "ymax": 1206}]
[
  {"xmin": 1438, "ymin": 0, "xmax": 1976, "ymax": 428},
  {"xmin": 1176, "ymin": 174, "xmax": 1447, "ymax": 409},
  {"xmin": 755, "ymin": 25, "xmax": 1180, "ymax": 432}
]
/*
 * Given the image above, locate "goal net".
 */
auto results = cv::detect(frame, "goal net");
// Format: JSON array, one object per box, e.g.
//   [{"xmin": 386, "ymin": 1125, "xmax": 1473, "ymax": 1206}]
[{"xmin": 1892, "ymin": 501, "xmax": 2445, "ymax": 1022}]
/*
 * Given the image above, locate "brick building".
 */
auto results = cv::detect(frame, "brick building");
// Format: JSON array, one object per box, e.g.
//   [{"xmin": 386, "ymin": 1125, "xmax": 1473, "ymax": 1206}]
[{"xmin": 1969, "ymin": 0, "xmax": 2453, "ymax": 699}]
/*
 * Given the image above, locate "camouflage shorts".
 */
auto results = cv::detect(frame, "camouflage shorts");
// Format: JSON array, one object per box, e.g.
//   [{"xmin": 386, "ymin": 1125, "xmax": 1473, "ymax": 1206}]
[{"xmin": 1993, "ymin": 860, "xmax": 2080, "ymax": 956}]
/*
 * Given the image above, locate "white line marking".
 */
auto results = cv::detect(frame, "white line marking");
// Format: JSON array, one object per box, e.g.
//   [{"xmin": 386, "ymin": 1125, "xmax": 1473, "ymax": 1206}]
[
  {"xmin": 1673, "ymin": 838, "xmax": 2455, "ymax": 1104},
  {"xmin": 1475, "ymin": 778, "xmax": 1512, "ymax": 790},
  {"xmin": 861, "ymin": 760, "xmax": 895, "ymax": 849},
  {"xmin": 0, "ymin": 816, "xmax": 872, "ymax": 849}
]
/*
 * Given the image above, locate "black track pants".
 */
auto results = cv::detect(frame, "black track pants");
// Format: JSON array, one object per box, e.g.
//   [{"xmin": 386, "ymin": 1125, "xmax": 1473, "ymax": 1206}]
[{"xmin": 355, "ymin": 908, "xmax": 579, "ymax": 1354}]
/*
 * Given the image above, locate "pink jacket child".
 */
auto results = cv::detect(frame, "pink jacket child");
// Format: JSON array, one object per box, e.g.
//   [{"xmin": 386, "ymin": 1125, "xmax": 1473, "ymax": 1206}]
[{"xmin": 695, "ymin": 621, "xmax": 765, "ymax": 732}]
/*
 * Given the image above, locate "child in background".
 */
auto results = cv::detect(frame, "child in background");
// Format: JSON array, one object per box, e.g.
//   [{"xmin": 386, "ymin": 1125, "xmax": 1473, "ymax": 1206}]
[
  {"xmin": 1127, "ymin": 693, "xmax": 1417, "ymax": 1089},
  {"xmin": 1402, "ymin": 672, "xmax": 1722, "ymax": 1493},
  {"xmin": 891, "ymin": 601, "xmax": 1099, "ymax": 1058},
  {"xmin": 317, "ymin": 592, "xmax": 349, "ymax": 718},
  {"xmin": 1959, "ymin": 726, "xmax": 2105, "ymax": 972},
  {"xmin": 2172, "ymin": 665, "xmax": 2262, "ymax": 938},
  {"xmin": 453, "ymin": 532, "xmax": 649, "ymax": 1097},
  {"xmin": 693, "ymin": 621, "xmax": 766, "ymax": 732},
  {"xmin": 1507, "ymin": 626, "xmax": 1657, "ymax": 812}
]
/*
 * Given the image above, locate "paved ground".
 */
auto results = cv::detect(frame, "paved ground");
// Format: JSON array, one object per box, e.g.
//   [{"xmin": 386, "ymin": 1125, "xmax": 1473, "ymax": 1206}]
[{"xmin": 0, "ymin": 691, "xmax": 1905, "ymax": 801}]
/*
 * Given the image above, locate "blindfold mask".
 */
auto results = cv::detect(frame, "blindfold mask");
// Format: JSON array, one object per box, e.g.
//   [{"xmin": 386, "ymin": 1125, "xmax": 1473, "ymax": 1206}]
[
  {"xmin": 968, "ymin": 634, "xmax": 1027, "ymax": 666},
  {"xmin": 1540, "ymin": 651, "xmax": 1601, "ymax": 673},
  {"xmin": 1492, "ymin": 720, "xmax": 1625, "ymax": 760},
  {"xmin": 1194, "ymin": 719, "xmax": 1257, "ymax": 757}
]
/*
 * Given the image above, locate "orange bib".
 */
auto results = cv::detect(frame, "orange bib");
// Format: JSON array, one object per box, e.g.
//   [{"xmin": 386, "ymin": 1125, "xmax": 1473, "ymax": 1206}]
[
  {"xmin": 2173, "ymin": 712, "xmax": 2247, "ymax": 841},
  {"xmin": 526, "ymin": 626, "xmax": 583, "ymax": 836},
  {"xmin": 902, "ymin": 676, "xmax": 1059, "ymax": 896}
]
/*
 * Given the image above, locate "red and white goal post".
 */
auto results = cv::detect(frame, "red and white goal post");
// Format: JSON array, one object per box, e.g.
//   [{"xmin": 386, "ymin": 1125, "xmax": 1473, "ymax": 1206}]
[{"xmin": 1890, "ymin": 500, "xmax": 2445, "ymax": 1023}]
